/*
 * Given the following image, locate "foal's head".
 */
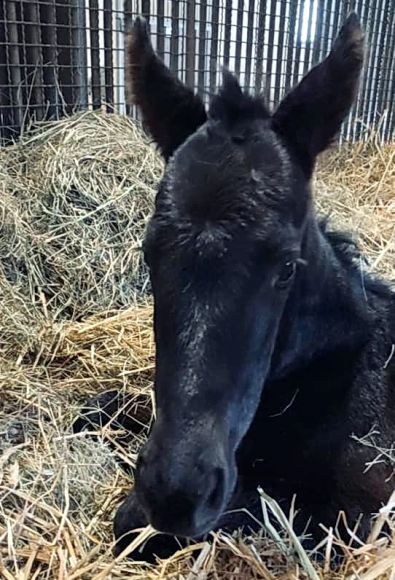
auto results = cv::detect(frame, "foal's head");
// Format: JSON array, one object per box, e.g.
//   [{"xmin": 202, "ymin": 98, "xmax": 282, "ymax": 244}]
[{"xmin": 127, "ymin": 15, "xmax": 364, "ymax": 537}]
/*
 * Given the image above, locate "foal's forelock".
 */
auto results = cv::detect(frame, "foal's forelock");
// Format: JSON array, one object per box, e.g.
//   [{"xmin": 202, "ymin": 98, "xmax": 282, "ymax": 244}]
[{"xmin": 153, "ymin": 150, "xmax": 301, "ymax": 268}]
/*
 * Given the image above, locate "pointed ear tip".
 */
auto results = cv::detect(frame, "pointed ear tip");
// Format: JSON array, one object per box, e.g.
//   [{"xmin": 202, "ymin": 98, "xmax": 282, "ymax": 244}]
[
  {"xmin": 129, "ymin": 15, "xmax": 149, "ymax": 37},
  {"xmin": 342, "ymin": 12, "xmax": 364, "ymax": 38},
  {"xmin": 222, "ymin": 69, "xmax": 242, "ymax": 90},
  {"xmin": 222, "ymin": 67, "xmax": 235, "ymax": 80},
  {"xmin": 345, "ymin": 12, "xmax": 360, "ymax": 25},
  {"xmin": 333, "ymin": 12, "xmax": 364, "ymax": 58},
  {"xmin": 126, "ymin": 15, "xmax": 153, "ymax": 54},
  {"xmin": 134, "ymin": 15, "xmax": 147, "ymax": 27}
]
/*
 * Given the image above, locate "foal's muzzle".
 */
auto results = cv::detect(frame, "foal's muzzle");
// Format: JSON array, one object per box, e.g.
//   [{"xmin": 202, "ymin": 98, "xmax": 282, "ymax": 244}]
[{"xmin": 133, "ymin": 429, "xmax": 236, "ymax": 538}]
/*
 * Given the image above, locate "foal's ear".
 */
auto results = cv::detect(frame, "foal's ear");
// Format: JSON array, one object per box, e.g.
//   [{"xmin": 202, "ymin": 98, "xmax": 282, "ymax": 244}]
[
  {"xmin": 272, "ymin": 14, "xmax": 364, "ymax": 169},
  {"xmin": 126, "ymin": 17, "xmax": 207, "ymax": 161}
]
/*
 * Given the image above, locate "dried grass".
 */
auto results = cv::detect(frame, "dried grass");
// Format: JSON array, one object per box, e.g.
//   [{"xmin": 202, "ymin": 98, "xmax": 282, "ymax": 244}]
[
  {"xmin": 0, "ymin": 111, "xmax": 160, "ymax": 324},
  {"xmin": 0, "ymin": 112, "xmax": 394, "ymax": 579},
  {"xmin": 315, "ymin": 135, "xmax": 395, "ymax": 281}
]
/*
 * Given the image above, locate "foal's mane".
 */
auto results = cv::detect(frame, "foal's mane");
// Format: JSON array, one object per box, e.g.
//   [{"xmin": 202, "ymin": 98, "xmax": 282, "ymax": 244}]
[{"xmin": 319, "ymin": 218, "xmax": 394, "ymax": 298}]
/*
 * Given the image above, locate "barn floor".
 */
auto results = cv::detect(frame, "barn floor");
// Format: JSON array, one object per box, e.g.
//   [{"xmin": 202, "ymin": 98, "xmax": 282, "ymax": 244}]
[{"xmin": 0, "ymin": 112, "xmax": 394, "ymax": 579}]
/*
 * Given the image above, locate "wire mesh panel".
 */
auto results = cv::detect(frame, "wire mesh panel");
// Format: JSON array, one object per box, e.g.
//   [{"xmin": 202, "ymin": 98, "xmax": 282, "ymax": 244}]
[{"xmin": 0, "ymin": 0, "xmax": 394, "ymax": 143}]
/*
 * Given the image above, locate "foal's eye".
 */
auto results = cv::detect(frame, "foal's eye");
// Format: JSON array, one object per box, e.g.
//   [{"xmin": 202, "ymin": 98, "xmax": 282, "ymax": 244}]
[{"xmin": 275, "ymin": 261, "xmax": 296, "ymax": 289}]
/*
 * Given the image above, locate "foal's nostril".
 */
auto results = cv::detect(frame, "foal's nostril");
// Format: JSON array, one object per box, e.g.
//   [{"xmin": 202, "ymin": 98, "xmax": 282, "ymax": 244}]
[{"xmin": 206, "ymin": 468, "xmax": 225, "ymax": 511}]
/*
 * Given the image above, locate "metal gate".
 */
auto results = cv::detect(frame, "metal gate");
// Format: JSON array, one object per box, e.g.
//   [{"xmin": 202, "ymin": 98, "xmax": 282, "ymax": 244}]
[{"xmin": 1, "ymin": 0, "xmax": 394, "ymax": 143}]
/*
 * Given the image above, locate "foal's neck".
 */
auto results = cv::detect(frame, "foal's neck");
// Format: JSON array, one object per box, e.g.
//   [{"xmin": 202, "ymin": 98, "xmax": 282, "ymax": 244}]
[{"xmin": 270, "ymin": 211, "xmax": 373, "ymax": 380}]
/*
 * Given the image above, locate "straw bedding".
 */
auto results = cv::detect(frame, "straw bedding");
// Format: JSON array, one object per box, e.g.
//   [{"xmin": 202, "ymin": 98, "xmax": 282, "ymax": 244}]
[{"xmin": 0, "ymin": 111, "xmax": 393, "ymax": 579}]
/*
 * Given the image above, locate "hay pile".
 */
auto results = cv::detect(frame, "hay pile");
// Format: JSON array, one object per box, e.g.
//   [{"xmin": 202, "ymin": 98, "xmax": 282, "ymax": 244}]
[
  {"xmin": 0, "ymin": 111, "xmax": 160, "ymax": 326},
  {"xmin": 0, "ymin": 112, "xmax": 394, "ymax": 579}
]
